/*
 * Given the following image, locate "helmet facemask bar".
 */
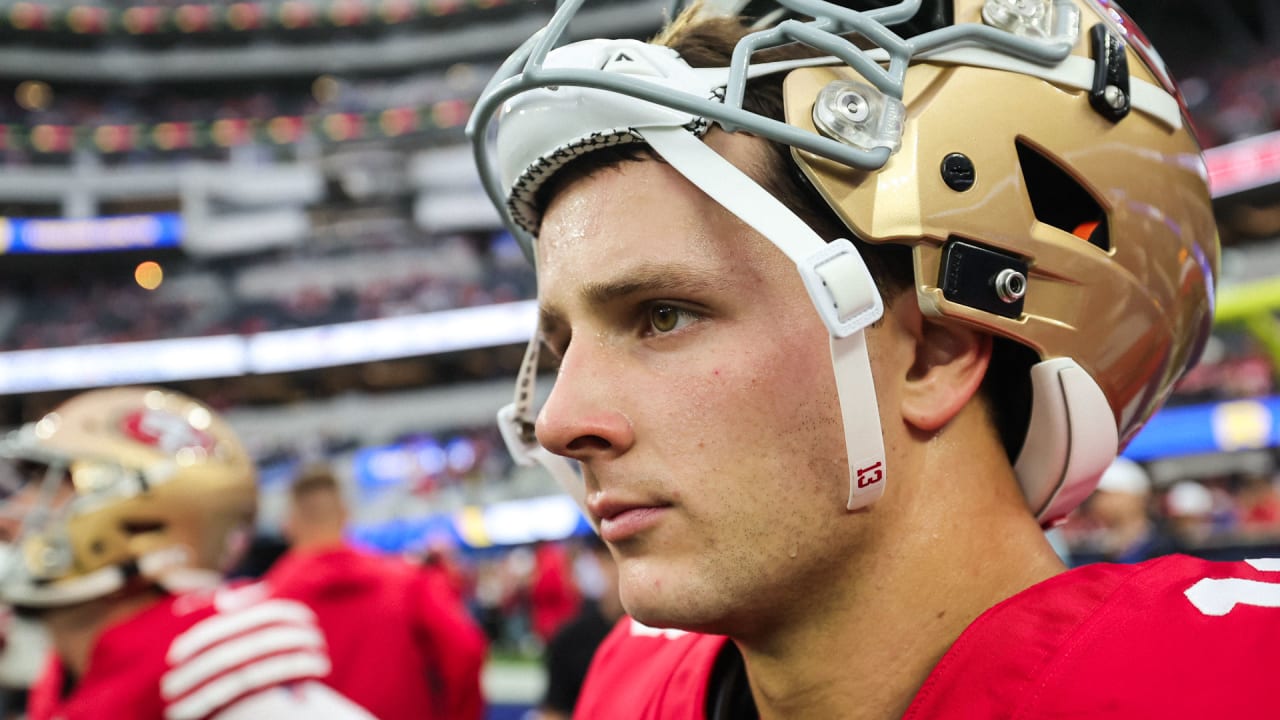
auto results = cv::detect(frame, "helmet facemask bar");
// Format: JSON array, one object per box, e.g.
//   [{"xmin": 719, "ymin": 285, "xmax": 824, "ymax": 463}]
[
  {"xmin": 496, "ymin": 310, "xmax": 589, "ymax": 518},
  {"xmin": 0, "ymin": 438, "xmax": 189, "ymax": 608},
  {"xmin": 469, "ymin": 0, "xmax": 1089, "ymax": 256},
  {"xmin": 0, "ymin": 388, "xmax": 258, "ymax": 609},
  {"xmin": 0, "ymin": 440, "xmax": 158, "ymax": 608},
  {"xmin": 0, "ymin": 455, "xmax": 79, "ymax": 587}
]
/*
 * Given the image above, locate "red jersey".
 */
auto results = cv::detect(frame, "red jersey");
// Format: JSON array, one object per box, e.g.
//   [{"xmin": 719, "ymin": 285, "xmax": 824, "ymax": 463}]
[
  {"xmin": 28, "ymin": 585, "xmax": 359, "ymax": 720},
  {"xmin": 265, "ymin": 544, "xmax": 488, "ymax": 720},
  {"xmin": 576, "ymin": 555, "xmax": 1280, "ymax": 719},
  {"xmin": 904, "ymin": 555, "xmax": 1280, "ymax": 718},
  {"xmin": 575, "ymin": 619, "xmax": 726, "ymax": 719}
]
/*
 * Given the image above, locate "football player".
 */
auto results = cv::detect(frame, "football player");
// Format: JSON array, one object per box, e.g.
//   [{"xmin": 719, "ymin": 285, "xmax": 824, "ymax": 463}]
[
  {"xmin": 0, "ymin": 387, "xmax": 373, "ymax": 720},
  {"xmin": 267, "ymin": 463, "xmax": 487, "ymax": 720},
  {"xmin": 469, "ymin": 0, "xmax": 1279, "ymax": 717}
]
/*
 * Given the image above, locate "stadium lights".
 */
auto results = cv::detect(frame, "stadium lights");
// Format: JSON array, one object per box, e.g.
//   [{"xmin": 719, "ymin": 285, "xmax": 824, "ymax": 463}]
[{"xmin": 0, "ymin": 300, "xmax": 537, "ymax": 395}]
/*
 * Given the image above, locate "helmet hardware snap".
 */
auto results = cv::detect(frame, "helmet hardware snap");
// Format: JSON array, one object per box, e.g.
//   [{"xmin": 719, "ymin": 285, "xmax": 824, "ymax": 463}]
[{"xmin": 939, "ymin": 239, "xmax": 1029, "ymax": 319}]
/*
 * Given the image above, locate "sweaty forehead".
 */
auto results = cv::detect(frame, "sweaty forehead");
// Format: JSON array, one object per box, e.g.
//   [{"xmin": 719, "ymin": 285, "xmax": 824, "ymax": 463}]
[
  {"xmin": 534, "ymin": 130, "xmax": 776, "ymax": 248},
  {"xmin": 534, "ymin": 158, "xmax": 787, "ymax": 316},
  {"xmin": 541, "ymin": 158, "xmax": 769, "ymax": 259},
  {"xmin": 540, "ymin": 159, "xmax": 709, "ymax": 261}
]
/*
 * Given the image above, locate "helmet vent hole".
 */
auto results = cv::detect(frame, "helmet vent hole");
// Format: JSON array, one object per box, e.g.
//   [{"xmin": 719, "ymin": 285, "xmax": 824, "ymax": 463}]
[
  {"xmin": 122, "ymin": 520, "xmax": 164, "ymax": 537},
  {"xmin": 1015, "ymin": 139, "xmax": 1109, "ymax": 252}
]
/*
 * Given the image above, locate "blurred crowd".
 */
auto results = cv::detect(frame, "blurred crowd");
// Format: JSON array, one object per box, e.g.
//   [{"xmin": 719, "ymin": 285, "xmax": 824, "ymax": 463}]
[
  {"xmin": 0, "ymin": 232, "xmax": 536, "ymax": 351},
  {"xmin": 0, "ymin": 70, "xmax": 481, "ymax": 129},
  {"xmin": 1183, "ymin": 50, "xmax": 1280, "ymax": 146},
  {"xmin": 1170, "ymin": 331, "xmax": 1275, "ymax": 405},
  {"xmin": 1063, "ymin": 458, "xmax": 1280, "ymax": 566},
  {"xmin": 0, "ymin": 29, "xmax": 1273, "ymax": 165}
]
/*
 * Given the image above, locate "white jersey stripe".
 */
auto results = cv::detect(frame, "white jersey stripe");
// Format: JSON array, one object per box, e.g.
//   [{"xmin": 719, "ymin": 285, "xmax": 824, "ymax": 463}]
[
  {"xmin": 1246, "ymin": 558, "xmax": 1280, "ymax": 572},
  {"xmin": 211, "ymin": 682, "xmax": 377, "ymax": 720},
  {"xmin": 167, "ymin": 600, "xmax": 318, "ymax": 663},
  {"xmin": 163, "ymin": 650, "xmax": 332, "ymax": 720},
  {"xmin": 161, "ymin": 624, "xmax": 326, "ymax": 699}
]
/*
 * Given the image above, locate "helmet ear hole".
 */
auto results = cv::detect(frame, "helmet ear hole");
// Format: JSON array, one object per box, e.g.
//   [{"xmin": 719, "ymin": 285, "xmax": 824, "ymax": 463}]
[
  {"xmin": 121, "ymin": 520, "xmax": 165, "ymax": 537},
  {"xmin": 1015, "ymin": 139, "xmax": 1109, "ymax": 252}
]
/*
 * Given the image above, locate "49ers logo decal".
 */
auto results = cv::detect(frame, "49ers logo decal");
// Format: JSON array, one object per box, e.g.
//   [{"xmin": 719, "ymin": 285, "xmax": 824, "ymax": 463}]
[{"xmin": 122, "ymin": 409, "xmax": 216, "ymax": 455}]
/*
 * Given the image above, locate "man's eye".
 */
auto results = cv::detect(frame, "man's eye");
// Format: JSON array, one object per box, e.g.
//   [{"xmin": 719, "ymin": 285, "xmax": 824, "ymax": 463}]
[{"xmin": 648, "ymin": 304, "xmax": 693, "ymax": 334}]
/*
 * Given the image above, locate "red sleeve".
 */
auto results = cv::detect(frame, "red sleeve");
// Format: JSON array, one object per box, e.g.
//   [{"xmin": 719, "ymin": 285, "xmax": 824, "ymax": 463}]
[{"xmin": 412, "ymin": 569, "xmax": 488, "ymax": 720}]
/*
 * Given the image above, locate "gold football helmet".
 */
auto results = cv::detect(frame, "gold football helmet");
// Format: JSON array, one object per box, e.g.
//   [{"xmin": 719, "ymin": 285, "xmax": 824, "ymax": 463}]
[
  {"xmin": 471, "ymin": 0, "xmax": 1218, "ymax": 525},
  {"xmin": 0, "ymin": 387, "xmax": 257, "ymax": 608}
]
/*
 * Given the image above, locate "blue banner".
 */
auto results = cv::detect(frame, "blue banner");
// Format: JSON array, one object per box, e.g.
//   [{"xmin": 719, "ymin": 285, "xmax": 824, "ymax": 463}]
[
  {"xmin": 0, "ymin": 213, "xmax": 183, "ymax": 254},
  {"xmin": 1125, "ymin": 396, "xmax": 1280, "ymax": 461}
]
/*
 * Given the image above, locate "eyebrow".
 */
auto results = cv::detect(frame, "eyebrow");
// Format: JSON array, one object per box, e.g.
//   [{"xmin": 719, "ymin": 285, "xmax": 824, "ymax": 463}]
[{"xmin": 539, "ymin": 263, "xmax": 728, "ymax": 331}]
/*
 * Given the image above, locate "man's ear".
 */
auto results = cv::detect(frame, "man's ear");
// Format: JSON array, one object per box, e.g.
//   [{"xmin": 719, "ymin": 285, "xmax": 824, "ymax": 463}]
[{"xmin": 897, "ymin": 302, "xmax": 993, "ymax": 433}]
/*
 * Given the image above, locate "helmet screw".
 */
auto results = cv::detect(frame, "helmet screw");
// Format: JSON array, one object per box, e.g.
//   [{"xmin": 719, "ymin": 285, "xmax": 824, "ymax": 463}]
[
  {"xmin": 841, "ymin": 92, "xmax": 869, "ymax": 123},
  {"xmin": 940, "ymin": 153, "xmax": 975, "ymax": 192},
  {"xmin": 993, "ymin": 268, "xmax": 1027, "ymax": 303},
  {"xmin": 1103, "ymin": 85, "xmax": 1127, "ymax": 111},
  {"xmin": 37, "ymin": 544, "xmax": 70, "ymax": 574}
]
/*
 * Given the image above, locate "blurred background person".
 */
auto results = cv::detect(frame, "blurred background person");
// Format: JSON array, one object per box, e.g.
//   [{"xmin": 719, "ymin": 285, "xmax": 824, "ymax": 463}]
[
  {"xmin": 1234, "ymin": 472, "xmax": 1280, "ymax": 535},
  {"xmin": 1165, "ymin": 480, "xmax": 1219, "ymax": 552},
  {"xmin": 528, "ymin": 541, "xmax": 579, "ymax": 649},
  {"xmin": 536, "ymin": 536, "xmax": 622, "ymax": 720},
  {"xmin": 1071, "ymin": 458, "xmax": 1173, "ymax": 565},
  {"xmin": 268, "ymin": 463, "xmax": 488, "ymax": 720},
  {"xmin": 420, "ymin": 533, "xmax": 472, "ymax": 603},
  {"xmin": 0, "ymin": 386, "xmax": 371, "ymax": 720}
]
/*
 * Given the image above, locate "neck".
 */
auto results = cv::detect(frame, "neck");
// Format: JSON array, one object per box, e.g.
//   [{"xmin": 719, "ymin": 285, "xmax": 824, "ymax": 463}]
[
  {"xmin": 736, "ymin": 415, "xmax": 1067, "ymax": 720},
  {"xmin": 45, "ymin": 589, "xmax": 164, "ymax": 677},
  {"xmin": 289, "ymin": 527, "xmax": 347, "ymax": 552}
]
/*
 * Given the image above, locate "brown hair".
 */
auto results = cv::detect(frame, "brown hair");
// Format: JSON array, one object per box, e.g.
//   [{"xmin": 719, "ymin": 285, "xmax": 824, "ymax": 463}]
[{"xmin": 289, "ymin": 463, "xmax": 342, "ymax": 503}]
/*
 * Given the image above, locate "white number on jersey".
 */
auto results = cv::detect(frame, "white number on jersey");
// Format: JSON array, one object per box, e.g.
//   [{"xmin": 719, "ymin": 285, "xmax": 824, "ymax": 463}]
[{"xmin": 1184, "ymin": 558, "xmax": 1280, "ymax": 617}]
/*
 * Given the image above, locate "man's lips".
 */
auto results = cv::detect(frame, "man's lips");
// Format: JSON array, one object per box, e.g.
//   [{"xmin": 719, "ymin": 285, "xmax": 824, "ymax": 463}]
[{"xmin": 588, "ymin": 495, "xmax": 672, "ymax": 543}]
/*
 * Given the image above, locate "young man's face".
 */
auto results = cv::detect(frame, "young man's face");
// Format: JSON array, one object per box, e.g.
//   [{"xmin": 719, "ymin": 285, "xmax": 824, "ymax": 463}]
[{"xmin": 533, "ymin": 133, "xmax": 894, "ymax": 634}]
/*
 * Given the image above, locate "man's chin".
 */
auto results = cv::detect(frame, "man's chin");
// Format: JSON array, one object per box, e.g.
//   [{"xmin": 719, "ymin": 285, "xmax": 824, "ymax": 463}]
[{"xmin": 621, "ymin": 591, "xmax": 730, "ymax": 636}]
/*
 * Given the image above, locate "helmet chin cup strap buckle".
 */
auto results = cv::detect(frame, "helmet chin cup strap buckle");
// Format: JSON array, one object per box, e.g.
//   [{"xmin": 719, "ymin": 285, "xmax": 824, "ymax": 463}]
[
  {"xmin": 1015, "ymin": 357, "xmax": 1119, "ymax": 527},
  {"xmin": 798, "ymin": 239, "xmax": 883, "ymax": 340}
]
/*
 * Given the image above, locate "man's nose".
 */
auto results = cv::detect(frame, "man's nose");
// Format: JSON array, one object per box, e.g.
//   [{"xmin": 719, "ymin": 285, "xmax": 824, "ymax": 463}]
[{"xmin": 534, "ymin": 343, "xmax": 634, "ymax": 462}]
